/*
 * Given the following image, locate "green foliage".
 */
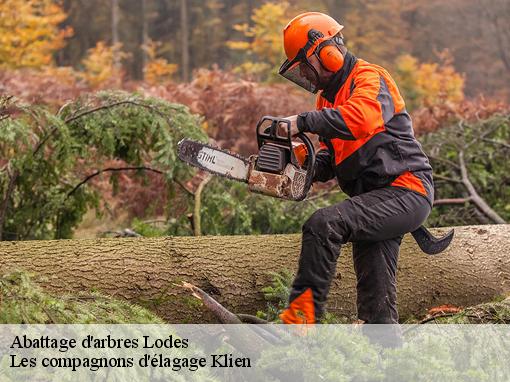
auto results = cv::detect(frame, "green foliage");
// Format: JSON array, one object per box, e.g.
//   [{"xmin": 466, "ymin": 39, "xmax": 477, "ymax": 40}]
[
  {"xmin": 256, "ymin": 270, "xmax": 293, "ymax": 322},
  {"xmin": 256, "ymin": 269, "xmax": 351, "ymax": 323},
  {"xmin": 200, "ymin": 178, "xmax": 346, "ymax": 235},
  {"xmin": 130, "ymin": 218, "xmax": 167, "ymax": 238},
  {"xmin": 0, "ymin": 271, "xmax": 163, "ymax": 323},
  {"xmin": 420, "ymin": 114, "xmax": 510, "ymax": 226},
  {"xmin": 257, "ymin": 324, "xmax": 509, "ymax": 381},
  {"xmin": 0, "ymin": 92, "xmax": 205, "ymax": 240}
]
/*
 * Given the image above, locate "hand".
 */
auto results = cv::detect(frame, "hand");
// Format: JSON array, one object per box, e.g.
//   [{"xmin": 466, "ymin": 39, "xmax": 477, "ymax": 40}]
[{"xmin": 279, "ymin": 115, "xmax": 300, "ymax": 137}]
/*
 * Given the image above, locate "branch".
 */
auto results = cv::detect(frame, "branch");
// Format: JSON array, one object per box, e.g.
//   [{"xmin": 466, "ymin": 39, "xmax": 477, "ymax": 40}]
[
  {"xmin": 482, "ymin": 138, "xmax": 510, "ymax": 150},
  {"xmin": 175, "ymin": 179, "xmax": 194, "ymax": 196},
  {"xmin": 466, "ymin": 122, "xmax": 501, "ymax": 149},
  {"xmin": 418, "ymin": 313, "xmax": 459, "ymax": 324},
  {"xmin": 64, "ymin": 100, "xmax": 142, "ymax": 124},
  {"xmin": 0, "ymin": 169, "xmax": 19, "ymax": 240},
  {"xmin": 193, "ymin": 174, "xmax": 212, "ymax": 236},
  {"xmin": 427, "ymin": 155, "xmax": 460, "ymax": 170},
  {"xmin": 35, "ymin": 99, "xmax": 179, "ymax": 157},
  {"xmin": 35, "ymin": 100, "xmax": 142, "ymax": 157},
  {"xmin": 66, "ymin": 166, "xmax": 164, "ymax": 199},
  {"xmin": 236, "ymin": 314, "xmax": 269, "ymax": 324},
  {"xmin": 458, "ymin": 151, "xmax": 506, "ymax": 224},
  {"xmin": 434, "ymin": 198, "xmax": 471, "ymax": 206},
  {"xmin": 176, "ymin": 282, "xmax": 242, "ymax": 324},
  {"xmin": 433, "ymin": 174, "xmax": 463, "ymax": 184}
]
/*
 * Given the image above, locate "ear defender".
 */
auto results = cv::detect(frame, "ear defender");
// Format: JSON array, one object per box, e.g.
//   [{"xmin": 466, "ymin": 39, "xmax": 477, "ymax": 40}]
[
  {"xmin": 317, "ymin": 42, "xmax": 344, "ymax": 72},
  {"xmin": 306, "ymin": 29, "xmax": 344, "ymax": 73}
]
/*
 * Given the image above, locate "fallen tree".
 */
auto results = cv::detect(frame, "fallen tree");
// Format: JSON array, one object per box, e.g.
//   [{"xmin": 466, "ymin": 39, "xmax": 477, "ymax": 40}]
[{"xmin": 0, "ymin": 225, "xmax": 508, "ymax": 322}]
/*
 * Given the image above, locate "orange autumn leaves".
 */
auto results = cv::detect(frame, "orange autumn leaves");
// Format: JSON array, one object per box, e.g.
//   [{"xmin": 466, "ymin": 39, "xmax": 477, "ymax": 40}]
[
  {"xmin": 0, "ymin": 0, "xmax": 72, "ymax": 68},
  {"xmin": 0, "ymin": 0, "xmax": 177, "ymax": 88}
]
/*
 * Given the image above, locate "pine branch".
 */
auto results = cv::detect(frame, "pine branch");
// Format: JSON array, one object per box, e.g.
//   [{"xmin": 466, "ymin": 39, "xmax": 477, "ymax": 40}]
[{"xmin": 66, "ymin": 166, "xmax": 164, "ymax": 199}]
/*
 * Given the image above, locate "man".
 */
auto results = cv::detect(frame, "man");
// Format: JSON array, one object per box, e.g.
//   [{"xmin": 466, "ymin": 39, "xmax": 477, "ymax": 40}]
[{"xmin": 278, "ymin": 12, "xmax": 434, "ymax": 325}]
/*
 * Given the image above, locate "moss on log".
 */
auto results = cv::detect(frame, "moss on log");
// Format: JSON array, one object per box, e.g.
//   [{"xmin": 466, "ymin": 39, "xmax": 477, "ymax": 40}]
[{"xmin": 0, "ymin": 225, "xmax": 509, "ymax": 322}]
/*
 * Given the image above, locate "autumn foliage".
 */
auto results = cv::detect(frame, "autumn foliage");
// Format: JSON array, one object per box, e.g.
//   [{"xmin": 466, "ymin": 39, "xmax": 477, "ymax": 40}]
[
  {"xmin": 227, "ymin": 1, "xmax": 290, "ymax": 80},
  {"xmin": 0, "ymin": 0, "xmax": 72, "ymax": 68},
  {"xmin": 143, "ymin": 68, "xmax": 314, "ymax": 155},
  {"xmin": 394, "ymin": 52, "xmax": 465, "ymax": 112},
  {"xmin": 412, "ymin": 97, "xmax": 509, "ymax": 134},
  {"xmin": 142, "ymin": 40, "xmax": 178, "ymax": 85}
]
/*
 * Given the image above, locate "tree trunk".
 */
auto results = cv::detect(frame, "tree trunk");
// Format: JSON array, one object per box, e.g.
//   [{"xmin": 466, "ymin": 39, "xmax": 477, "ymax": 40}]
[
  {"xmin": 141, "ymin": 0, "xmax": 148, "ymax": 73},
  {"xmin": 180, "ymin": 0, "xmax": 190, "ymax": 82},
  {"xmin": 0, "ymin": 225, "xmax": 508, "ymax": 323},
  {"xmin": 111, "ymin": 0, "xmax": 120, "ymax": 69}
]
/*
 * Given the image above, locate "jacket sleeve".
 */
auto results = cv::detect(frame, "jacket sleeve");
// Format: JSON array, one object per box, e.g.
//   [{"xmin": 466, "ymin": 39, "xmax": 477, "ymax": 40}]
[
  {"xmin": 312, "ymin": 142, "xmax": 335, "ymax": 183},
  {"xmin": 297, "ymin": 70, "xmax": 395, "ymax": 140}
]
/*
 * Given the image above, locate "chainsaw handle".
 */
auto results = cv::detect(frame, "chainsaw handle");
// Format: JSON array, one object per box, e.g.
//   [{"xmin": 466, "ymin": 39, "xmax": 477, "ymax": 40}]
[{"xmin": 256, "ymin": 116, "xmax": 293, "ymax": 148}]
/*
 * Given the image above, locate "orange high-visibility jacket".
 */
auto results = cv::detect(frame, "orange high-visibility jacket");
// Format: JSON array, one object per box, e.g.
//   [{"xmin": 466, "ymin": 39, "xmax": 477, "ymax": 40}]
[{"xmin": 297, "ymin": 52, "xmax": 434, "ymax": 203}]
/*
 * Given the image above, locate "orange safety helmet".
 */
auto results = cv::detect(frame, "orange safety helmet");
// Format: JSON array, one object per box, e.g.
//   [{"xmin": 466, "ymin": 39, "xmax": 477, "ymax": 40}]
[{"xmin": 279, "ymin": 12, "xmax": 345, "ymax": 93}]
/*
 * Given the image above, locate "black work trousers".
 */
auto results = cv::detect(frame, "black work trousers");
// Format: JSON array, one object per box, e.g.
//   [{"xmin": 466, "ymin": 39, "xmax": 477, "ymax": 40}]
[{"xmin": 289, "ymin": 186, "xmax": 431, "ymax": 323}]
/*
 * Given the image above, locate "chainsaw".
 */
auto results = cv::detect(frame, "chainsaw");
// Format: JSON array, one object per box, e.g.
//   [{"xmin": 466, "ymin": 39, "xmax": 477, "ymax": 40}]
[
  {"xmin": 178, "ymin": 116, "xmax": 315, "ymax": 201},
  {"xmin": 177, "ymin": 116, "xmax": 453, "ymax": 255}
]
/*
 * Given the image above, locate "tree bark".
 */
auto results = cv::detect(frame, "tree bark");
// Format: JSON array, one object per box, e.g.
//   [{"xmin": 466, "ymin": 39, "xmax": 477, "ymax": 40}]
[
  {"xmin": 0, "ymin": 225, "xmax": 508, "ymax": 323},
  {"xmin": 111, "ymin": 0, "xmax": 120, "ymax": 68},
  {"xmin": 141, "ymin": 0, "xmax": 149, "ymax": 76},
  {"xmin": 180, "ymin": 0, "xmax": 190, "ymax": 82}
]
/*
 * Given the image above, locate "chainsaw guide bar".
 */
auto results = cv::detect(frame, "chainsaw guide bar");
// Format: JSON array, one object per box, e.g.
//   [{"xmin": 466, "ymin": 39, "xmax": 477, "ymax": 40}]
[{"xmin": 177, "ymin": 139, "xmax": 250, "ymax": 182}]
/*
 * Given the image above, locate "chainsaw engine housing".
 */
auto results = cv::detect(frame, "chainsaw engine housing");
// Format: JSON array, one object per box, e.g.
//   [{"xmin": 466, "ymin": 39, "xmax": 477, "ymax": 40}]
[
  {"xmin": 255, "ymin": 143, "xmax": 287, "ymax": 174},
  {"xmin": 248, "ymin": 160, "xmax": 307, "ymax": 200}
]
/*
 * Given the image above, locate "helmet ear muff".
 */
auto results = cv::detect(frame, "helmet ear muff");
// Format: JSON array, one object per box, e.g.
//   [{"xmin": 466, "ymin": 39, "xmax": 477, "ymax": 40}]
[{"xmin": 316, "ymin": 37, "xmax": 344, "ymax": 72}]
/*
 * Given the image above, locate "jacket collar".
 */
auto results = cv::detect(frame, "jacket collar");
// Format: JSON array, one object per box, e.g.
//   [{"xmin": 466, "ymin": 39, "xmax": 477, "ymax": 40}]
[{"xmin": 320, "ymin": 51, "xmax": 358, "ymax": 104}]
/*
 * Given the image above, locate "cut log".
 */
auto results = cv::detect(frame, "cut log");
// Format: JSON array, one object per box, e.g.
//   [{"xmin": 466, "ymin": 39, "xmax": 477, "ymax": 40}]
[{"xmin": 0, "ymin": 225, "xmax": 508, "ymax": 322}]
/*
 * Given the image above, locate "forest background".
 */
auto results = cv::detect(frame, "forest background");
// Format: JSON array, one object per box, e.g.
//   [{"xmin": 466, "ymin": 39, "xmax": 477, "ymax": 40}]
[{"xmin": 1, "ymin": 0, "xmax": 509, "ymax": 241}]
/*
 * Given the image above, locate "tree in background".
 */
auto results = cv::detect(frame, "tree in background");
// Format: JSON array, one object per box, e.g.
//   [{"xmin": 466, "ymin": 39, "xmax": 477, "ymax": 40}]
[
  {"xmin": 394, "ymin": 51, "xmax": 465, "ymax": 111},
  {"xmin": 34, "ymin": 0, "xmax": 506, "ymax": 100},
  {"xmin": 334, "ymin": 0, "xmax": 411, "ymax": 69},
  {"xmin": 0, "ymin": 0, "xmax": 72, "ymax": 68},
  {"xmin": 142, "ymin": 40, "xmax": 178, "ymax": 85},
  {"xmin": 404, "ymin": 0, "xmax": 510, "ymax": 99},
  {"xmin": 227, "ymin": 1, "xmax": 290, "ymax": 81},
  {"xmin": 80, "ymin": 42, "xmax": 128, "ymax": 88}
]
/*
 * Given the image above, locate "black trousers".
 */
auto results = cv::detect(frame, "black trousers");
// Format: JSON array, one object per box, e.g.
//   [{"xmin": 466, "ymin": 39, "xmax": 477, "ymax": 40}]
[{"xmin": 289, "ymin": 186, "xmax": 431, "ymax": 323}]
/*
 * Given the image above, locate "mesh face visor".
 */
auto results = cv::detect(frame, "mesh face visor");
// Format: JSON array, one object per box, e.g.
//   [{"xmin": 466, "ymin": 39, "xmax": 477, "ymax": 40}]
[{"xmin": 279, "ymin": 56, "xmax": 320, "ymax": 94}]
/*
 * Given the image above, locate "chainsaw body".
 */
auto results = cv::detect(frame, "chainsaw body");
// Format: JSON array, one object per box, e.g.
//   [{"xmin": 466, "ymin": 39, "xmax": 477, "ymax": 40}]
[{"xmin": 247, "ymin": 116, "xmax": 315, "ymax": 201}]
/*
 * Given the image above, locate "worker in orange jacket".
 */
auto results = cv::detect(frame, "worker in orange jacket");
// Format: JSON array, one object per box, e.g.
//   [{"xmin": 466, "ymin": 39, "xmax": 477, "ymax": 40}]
[{"xmin": 278, "ymin": 12, "xmax": 434, "ymax": 325}]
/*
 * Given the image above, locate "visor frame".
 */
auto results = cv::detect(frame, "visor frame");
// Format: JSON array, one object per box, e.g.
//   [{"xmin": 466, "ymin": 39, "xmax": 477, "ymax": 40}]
[{"xmin": 279, "ymin": 46, "xmax": 321, "ymax": 94}]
